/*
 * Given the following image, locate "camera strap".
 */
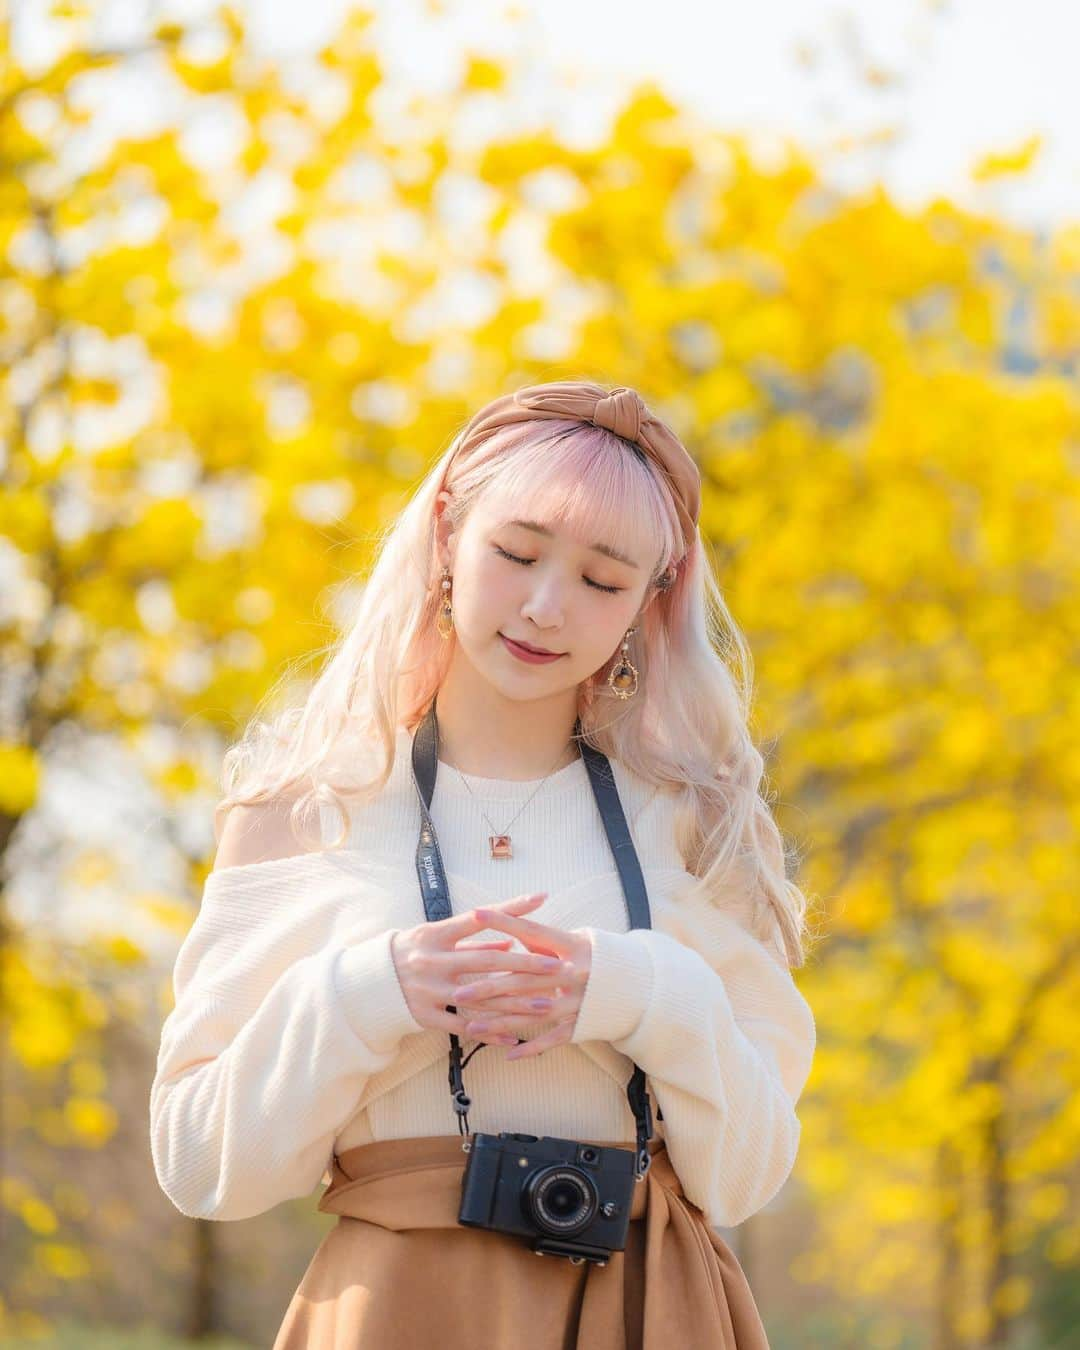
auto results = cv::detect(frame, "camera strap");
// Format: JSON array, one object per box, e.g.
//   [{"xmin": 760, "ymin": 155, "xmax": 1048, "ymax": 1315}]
[{"xmin": 410, "ymin": 694, "xmax": 656, "ymax": 1181}]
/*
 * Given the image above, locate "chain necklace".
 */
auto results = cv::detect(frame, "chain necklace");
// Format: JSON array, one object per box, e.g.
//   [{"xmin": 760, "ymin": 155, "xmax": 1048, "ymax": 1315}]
[{"xmin": 445, "ymin": 740, "xmax": 579, "ymax": 859}]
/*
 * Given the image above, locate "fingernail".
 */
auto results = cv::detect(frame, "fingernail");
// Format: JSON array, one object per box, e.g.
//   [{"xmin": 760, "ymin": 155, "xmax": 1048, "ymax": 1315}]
[
  {"xmin": 531, "ymin": 998, "xmax": 552, "ymax": 1010},
  {"xmin": 541, "ymin": 958, "xmax": 560, "ymax": 970}
]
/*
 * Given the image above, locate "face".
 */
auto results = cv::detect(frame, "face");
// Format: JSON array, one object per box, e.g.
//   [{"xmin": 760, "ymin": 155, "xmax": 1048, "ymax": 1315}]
[{"xmin": 436, "ymin": 493, "xmax": 659, "ymax": 701}]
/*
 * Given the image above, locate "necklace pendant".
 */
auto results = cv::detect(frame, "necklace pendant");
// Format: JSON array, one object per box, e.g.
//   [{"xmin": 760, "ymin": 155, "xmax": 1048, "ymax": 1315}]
[{"xmin": 489, "ymin": 834, "xmax": 512, "ymax": 860}]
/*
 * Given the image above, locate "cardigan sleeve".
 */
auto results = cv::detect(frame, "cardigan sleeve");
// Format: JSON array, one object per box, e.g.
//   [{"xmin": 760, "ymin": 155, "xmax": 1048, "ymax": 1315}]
[
  {"xmin": 568, "ymin": 888, "xmax": 815, "ymax": 1229},
  {"xmin": 149, "ymin": 855, "xmax": 424, "ymax": 1221}
]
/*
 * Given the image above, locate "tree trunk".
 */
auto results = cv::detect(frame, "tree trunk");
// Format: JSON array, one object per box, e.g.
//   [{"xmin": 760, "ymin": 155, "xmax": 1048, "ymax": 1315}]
[
  {"xmin": 184, "ymin": 1217, "xmax": 220, "ymax": 1339},
  {"xmin": 934, "ymin": 1139, "xmax": 963, "ymax": 1350},
  {"xmin": 983, "ymin": 1070, "xmax": 1011, "ymax": 1348}
]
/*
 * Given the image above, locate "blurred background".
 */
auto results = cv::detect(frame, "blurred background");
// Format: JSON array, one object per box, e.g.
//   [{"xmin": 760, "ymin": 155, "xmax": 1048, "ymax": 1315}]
[{"xmin": 1, "ymin": 0, "xmax": 1078, "ymax": 1346}]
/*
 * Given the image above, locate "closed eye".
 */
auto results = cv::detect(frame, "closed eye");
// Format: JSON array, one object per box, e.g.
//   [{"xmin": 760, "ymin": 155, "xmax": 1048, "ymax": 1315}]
[{"xmin": 493, "ymin": 546, "xmax": 624, "ymax": 594}]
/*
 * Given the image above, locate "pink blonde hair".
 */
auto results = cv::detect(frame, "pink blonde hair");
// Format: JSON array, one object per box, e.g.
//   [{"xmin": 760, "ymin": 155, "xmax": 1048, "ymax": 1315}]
[{"xmin": 216, "ymin": 411, "xmax": 813, "ymax": 967}]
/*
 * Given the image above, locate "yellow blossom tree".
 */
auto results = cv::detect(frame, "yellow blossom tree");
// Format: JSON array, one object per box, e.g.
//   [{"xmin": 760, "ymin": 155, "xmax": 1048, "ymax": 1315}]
[{"xmin": 2, "ymin": 2, "xmax": 1078, "ymax": 1345}]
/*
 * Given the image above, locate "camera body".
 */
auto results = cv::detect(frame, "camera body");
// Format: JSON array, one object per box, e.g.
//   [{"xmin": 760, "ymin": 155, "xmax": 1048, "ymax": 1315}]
[{"xmin": 458, "ymin": 1131, "xmax": 639, "ymax": 1266}]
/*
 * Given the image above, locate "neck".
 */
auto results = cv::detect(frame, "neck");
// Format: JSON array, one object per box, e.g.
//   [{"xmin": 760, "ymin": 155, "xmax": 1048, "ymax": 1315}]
[{"xmin": 431, "ymin": 653, "xmax": 581, "ymax": 781}]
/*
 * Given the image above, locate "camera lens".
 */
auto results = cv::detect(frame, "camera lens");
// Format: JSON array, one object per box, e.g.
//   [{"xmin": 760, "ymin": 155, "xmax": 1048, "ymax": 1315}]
[{"xmin": 524, "ymin": 1165, "xmax": 599, "ymax": 1236}]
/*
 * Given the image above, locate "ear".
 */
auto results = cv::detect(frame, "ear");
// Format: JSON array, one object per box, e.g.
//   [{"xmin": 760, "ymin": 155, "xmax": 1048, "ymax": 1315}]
[
  {"xmin": 434, "ymin": 491, "xmax": 456, "ymax": 569},
  {"xmin": 638, "ymin": 583, "xmax": 662, "ymax": 618}
]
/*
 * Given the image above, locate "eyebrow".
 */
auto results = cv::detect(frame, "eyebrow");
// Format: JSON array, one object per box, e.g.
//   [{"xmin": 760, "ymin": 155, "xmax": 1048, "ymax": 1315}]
[{"xmin": 503, "ymin": 518, "xmax": 641, "ymax": 569}]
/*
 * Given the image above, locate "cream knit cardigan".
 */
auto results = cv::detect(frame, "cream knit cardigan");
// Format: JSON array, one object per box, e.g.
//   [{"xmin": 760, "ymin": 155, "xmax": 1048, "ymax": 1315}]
[{"xmin": 150, "ymin": 728, "xmax": 816, "ymax": 1231}]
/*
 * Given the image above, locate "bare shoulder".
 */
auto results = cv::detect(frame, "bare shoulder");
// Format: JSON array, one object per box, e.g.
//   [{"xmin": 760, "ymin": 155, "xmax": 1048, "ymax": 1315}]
[{"xmin": 212, "ymin": 796, "xmax": 321, "ymax": 872}]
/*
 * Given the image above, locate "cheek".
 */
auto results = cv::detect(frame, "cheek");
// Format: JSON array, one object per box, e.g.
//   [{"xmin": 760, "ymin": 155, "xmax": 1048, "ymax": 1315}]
[
  {"xmin": 454, "ymin": 555, "xmax": 513, "ymax": 628},
  {"xmin": 569, "ymin": 602, "xmax": 639, "ymax": 668}
]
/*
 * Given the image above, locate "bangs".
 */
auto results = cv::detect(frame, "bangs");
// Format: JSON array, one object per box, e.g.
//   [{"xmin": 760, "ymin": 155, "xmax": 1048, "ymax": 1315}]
[{"xmin": 471, "ymin": 423, "xmax": 678, "ymax": 574}]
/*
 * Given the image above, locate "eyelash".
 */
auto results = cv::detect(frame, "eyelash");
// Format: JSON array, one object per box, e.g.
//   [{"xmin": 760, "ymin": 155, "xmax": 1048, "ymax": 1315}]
[{"xmin": 493, "ymin": 546, "xmax": 624, "ymax": 594}]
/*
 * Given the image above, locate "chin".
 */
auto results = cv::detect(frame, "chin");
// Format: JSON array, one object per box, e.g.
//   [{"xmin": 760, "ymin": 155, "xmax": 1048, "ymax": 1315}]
[{"xmin": 490, "ymin": 642, "xmax": 579, "ymax": 693}]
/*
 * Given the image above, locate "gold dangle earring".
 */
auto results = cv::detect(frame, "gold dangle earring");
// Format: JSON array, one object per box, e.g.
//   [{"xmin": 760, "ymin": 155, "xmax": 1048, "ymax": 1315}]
[
  {"xmin": 606, "ymin": 625, "xmax": 639, "ymax": 699},
  {"xmin": 436, "ymin": 565, "xmax": 454, "ymax": 639}
]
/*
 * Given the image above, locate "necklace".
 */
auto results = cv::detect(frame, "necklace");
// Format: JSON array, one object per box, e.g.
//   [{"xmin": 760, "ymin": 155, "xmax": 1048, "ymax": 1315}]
[{"xmin": 446, "ymin": 741, "xmax": 578, "ymax": 859}]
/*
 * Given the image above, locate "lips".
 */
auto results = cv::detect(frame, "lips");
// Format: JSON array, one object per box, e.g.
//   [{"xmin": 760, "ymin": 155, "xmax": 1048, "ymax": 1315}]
[
  {"xmin": 499, "ymin": 633, "xmax": 567, "ymax": 663},
  {"xmin": 503, "ymin": 635, "xmax": 561, "ymax": 656}
]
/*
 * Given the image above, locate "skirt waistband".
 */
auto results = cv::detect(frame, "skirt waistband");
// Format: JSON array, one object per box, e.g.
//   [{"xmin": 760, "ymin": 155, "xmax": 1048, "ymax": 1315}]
[{"xmin": 320, "ymin": 1134, "xmax": 673, "ymax": 1228}]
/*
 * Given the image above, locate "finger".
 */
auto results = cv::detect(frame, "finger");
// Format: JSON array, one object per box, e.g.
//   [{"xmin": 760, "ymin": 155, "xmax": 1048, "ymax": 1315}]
[
  {"xmin": 470, "ymin": 909, "xmax": 569, "ymax": 953},
  {"xmin": 433, "ymin": 1002, "xmax": 521, "ymax": 1045},
  {"xmin": 437, "ymin": 948, "xmax": 565, "ymax": 977},
  {"xmin": 451, "ymin": 985, "xmax": 558, "ymax": 1010},
  {"xmin": 451, "ymin": 987, "xmax": 566, "ymax": 1013},
  {"xmin": 481, "ymin": 892, "xmax": 548, "ymax": 915},
  {"xmin": 505, "ymin": 1022, "xmax": 573, "ymax": 1060},
  {"xmin": 464, "ymin": 1021, "xmax": 546, "ymax": 1044},
  {"xmin": 436, "ymin": 892, "xmax": 548, "ymax": 941},
  {"xmin": 447, "ymin": 969, "xmax": 572, "ymax": 1005},
  {"xmin": 460, "ymin": 993, "xmax": 566, "ymax": 1019},
  {"xmin": 452, "ymin": 933, "xmax": 530, "ymax": 949},
  {"xmin": 450, "ymin": 965, "xmax": 573, "ymax": 1004},
  {"xmin": 467, "ymin": 1031, "xmax": 522, "ymax": 1048},
  {"xmin": 462, "ymin": 1004, "xmax": 560, "ymax": 1033},
  {"xmin": 426, "ymin": 1006, "xmax": 487, "ymax": 1038},
  {"xmin": 429, "ymin": 1002, "xmax": 525, "ymax": 1045}
]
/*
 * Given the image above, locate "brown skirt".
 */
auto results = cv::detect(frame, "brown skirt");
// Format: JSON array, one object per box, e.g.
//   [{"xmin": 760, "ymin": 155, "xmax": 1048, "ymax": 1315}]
[{"xmin": 272, "ymin": 1133, "xmax": 770, "ymax": 1349}]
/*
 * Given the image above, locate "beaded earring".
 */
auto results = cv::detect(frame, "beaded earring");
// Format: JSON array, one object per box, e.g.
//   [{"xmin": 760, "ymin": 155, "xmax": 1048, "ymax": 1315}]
[
  {"xmin": 436, "ymin": 565, "xmax": 454, "ymax": 639},
  {"xmin": 606, "ymin": 625, "xmax": 639, "ymax": 699}
]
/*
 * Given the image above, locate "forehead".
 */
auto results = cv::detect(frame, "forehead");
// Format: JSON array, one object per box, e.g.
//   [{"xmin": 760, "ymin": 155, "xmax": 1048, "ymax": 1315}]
[{"xmin": 466, "ymin": 434, "xmax": 675, "ymax": 570}]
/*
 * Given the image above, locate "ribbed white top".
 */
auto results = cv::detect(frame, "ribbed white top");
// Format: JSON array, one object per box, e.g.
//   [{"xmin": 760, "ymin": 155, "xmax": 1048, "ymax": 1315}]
[{"xmin": 149, "ymin": 726, "xmax": 816, "ymax": 1231}]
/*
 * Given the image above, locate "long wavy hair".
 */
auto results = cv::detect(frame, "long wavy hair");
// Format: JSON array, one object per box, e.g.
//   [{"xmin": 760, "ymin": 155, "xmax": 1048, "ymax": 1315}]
[{"xmin": 215, "ymin": 401, "xmax": 815, "ymax": 968}]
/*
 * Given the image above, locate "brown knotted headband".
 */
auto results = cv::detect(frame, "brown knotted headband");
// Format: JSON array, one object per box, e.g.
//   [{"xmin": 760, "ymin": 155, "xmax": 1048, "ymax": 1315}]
[{"xmin": 445, "ymin": 380, "xmax": 701, "ymax": 563}]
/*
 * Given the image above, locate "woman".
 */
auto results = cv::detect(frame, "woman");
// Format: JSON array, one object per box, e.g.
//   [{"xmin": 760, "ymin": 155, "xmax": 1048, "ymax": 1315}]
[{"xmin": 149, "ymin": 380, "xmax": 817, "ymax": 1348}]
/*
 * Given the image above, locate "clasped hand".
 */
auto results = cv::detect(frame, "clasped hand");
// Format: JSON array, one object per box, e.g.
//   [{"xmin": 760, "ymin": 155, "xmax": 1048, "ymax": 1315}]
[
  {"xmin": 452, "ymin": 892, "xmax": 591, "ymax": 1060},
  {"xmin": 390, "ymin": 892, "xmax": 591, "ymax": 1061}
]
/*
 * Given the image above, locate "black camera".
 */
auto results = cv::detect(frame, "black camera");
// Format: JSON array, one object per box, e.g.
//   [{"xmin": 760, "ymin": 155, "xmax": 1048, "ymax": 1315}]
[{"xmin": 458, "ymin": 1131, "xmax": 639, "ymax": 1266}]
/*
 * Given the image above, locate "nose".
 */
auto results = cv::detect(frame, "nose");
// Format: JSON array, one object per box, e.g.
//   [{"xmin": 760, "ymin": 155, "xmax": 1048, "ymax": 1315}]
[{"xmin": 519, "ymin": 577, "xmax": 566, "ymax": 633}]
